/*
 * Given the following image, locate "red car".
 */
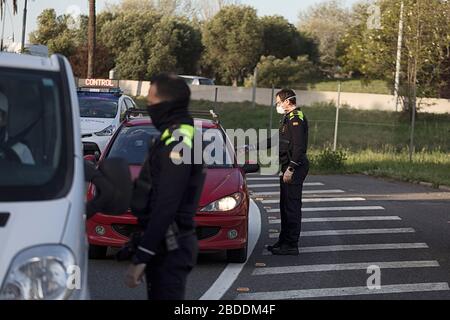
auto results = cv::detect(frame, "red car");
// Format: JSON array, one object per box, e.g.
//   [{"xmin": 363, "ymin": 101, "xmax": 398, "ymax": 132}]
[{"xmin": 85, "ymin": 114, "xmax": 259, "ymax": 263}]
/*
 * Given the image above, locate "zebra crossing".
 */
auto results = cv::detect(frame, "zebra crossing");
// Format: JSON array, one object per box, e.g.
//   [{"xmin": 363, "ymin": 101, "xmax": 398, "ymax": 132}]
[{"xmin": 236, "ymin": 175, "xmax": 450, "ymax": 300}]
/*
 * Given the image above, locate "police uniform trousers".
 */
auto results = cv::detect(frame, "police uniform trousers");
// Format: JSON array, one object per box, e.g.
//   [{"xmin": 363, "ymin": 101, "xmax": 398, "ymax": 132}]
[
  {"xmin": 144, "ymin": 233, "xmax": 198, "ymax": 300},
  {"xmin": 278, "ymin": 166, "xmax": 309, "ymax": 247}
]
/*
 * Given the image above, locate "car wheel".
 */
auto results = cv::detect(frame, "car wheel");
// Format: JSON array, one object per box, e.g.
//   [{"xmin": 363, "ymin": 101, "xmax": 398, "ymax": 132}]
[{"xmin": 89, "ymin": 244, "xmax": 108, "ymax": 260}]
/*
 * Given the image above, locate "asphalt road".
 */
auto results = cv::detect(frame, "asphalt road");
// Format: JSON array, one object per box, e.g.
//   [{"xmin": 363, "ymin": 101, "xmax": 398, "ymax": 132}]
[{"xmin": 88, "ymin": 174, "xmax": 450, "ymax": 300}]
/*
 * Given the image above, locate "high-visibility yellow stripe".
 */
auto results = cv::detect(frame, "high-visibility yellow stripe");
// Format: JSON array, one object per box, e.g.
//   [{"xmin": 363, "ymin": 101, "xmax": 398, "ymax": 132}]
[
  {"xmin": 289, "ymin": 110, "xmax": 304, "ymax": 121},
  {"xmin": 162, "ymin": 124, "xmax": 195, "ymax": 149}
]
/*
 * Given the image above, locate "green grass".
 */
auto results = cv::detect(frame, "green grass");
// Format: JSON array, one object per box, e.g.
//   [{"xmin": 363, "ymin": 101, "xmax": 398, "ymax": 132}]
[
  {"xmin": 296, "ymin": 79, "xmax": 391, "ymax": 95},
  {"xmin": 136, "ymin": 98, "xmax": 450, "ymax": 186},
  {"xmin": 310, "ymin": 150, "xmax": 450, "ymax": 188}
]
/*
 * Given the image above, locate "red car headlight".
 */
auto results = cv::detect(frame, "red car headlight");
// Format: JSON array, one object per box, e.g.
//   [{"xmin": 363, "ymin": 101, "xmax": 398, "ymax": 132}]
[{"xmin": 200, "ymin": 193, "xmax": 243, "ymax": 212}]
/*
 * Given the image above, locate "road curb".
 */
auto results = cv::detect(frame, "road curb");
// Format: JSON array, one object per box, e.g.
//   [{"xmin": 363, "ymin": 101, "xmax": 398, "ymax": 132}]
[{"xmin": 419, "ymin": 182, "xmax": 434, "ymax": 188}]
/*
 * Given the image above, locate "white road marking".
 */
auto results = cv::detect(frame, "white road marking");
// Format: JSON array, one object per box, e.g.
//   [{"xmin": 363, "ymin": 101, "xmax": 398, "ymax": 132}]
[
  {"xmin": 269, "ymin": 228, "xmax": 415, "ymax": 238},
  {"xmin": 236, "ymin": 283, "xmax": 450, "ymax": 300},
  {"xmin": 267, "ymin": 206, "xmax": 385, "ymax": 213},
  {"xmin": 252, "ymin": 261, "xmax": 440, "ymax": 276},
  {"xmin": 253, "ymin": 190, "xmax": 345, "ymax": 197},
  {"xmin": 269, "ymin": 216, "xmax": 402, "ymax": 224},
  {"xmin": 262, "ymin": 243, "xmax": 429, "ymax": 255},
  {"xmin": 199, "ymin": 199, "xmax": 261, "ymax": 300},
  {"xmin": 248, "ymin": 183, "xmax": 324, "ymax": 188},
  {"xmin": 262, "ymin": 198, "xmax": 366, "ymax": 204}
]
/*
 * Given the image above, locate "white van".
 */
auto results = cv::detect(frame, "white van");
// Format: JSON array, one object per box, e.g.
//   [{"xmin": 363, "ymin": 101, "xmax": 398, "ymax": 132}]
[{"xmin": 0, "ymin": 53, "xmax": 89, "ymax": 300}]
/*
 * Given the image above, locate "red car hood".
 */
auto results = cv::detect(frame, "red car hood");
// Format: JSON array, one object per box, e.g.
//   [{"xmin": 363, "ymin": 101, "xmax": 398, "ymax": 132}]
[{"xmin": 128, "ymin": 165, "xmax": 242, "ymax": 209}]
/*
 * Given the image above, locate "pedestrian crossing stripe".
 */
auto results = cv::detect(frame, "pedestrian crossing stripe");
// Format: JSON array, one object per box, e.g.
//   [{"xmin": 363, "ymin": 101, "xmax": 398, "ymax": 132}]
[
  {"xmin": 253, "ymin": 190, "xmax": 345, "ymax": 197},
  {"xmin": 248, "ymin": 183, "xmax": 324, "ymax": 188},
  {"xmin": 267, "ymin": 206, "xmax": 385, "ymax": 213},
  {"xmin": 268, "ymin": 216, "xmax": 402, "ymax": 224},
  {"xmin": 261, "ymin": 243, "xmax": 429, "ymax": 255},
  {"xmin": 252, "ymin": 261, "xmax": 440, "ymax": 276},
  {"xmin": 262, "ymin": 198, "xmax": 366, "ymax": 204},
  {"xmin": 269, "ymin": 228, "xmax": 415, "ymax": 238},
  {"xmin": 236, "ymin": 283, "xmax": 450, "ymax": 300}
]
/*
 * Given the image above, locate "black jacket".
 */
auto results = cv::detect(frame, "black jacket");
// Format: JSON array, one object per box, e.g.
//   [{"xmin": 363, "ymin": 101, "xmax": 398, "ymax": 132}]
[
  {"xmin": 279, "ymin": 108, "xmax": 309, "ymax": 172},
  {"xmin": 135, "ymin": 101, "xmax": 205, "ymax": 263}
]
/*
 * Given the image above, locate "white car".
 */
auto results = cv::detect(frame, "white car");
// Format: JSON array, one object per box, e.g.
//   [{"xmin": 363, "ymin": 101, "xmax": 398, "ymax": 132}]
[
  {"xmin": 78, "ymin": 82, "xmax": 136, "ymax": 155},
  {"xmin": 179, "ymin": 75, "xmax": 215, "ymax": 86},
  {"xmin": 0, "ymin": 52, "xmax": 89, "ymax": 300}
]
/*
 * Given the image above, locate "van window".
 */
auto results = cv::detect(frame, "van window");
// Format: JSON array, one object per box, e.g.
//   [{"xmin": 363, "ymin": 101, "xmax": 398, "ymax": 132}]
[{"xmin": 0, "ymin": 67, "xmax": 73, "ymax": 201}]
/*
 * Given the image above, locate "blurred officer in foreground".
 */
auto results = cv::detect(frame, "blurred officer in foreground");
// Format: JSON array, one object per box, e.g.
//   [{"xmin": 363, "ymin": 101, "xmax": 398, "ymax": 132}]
[
  {"xmin": 124, "ymin": 74, "xmax": 205, "ymax": 300},
  {"xmin": 267, "ymin": 89, "xmax": 309, "ymax": 256}
]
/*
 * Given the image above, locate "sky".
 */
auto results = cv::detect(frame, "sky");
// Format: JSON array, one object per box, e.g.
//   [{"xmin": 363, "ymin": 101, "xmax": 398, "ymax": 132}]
[{"xmin": 1, "ymin": 0, "xmax": 359, "ymax": 45}]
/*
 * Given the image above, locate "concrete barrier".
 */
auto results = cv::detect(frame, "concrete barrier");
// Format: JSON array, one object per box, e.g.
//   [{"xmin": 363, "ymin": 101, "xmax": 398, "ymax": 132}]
[{"xmin": 118, "ymin": 80, "xmax": 450, "ymax": 114}]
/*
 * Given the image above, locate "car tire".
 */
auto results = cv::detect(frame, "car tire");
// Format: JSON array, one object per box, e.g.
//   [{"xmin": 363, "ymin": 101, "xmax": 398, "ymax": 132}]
[{"xmin": 89, "ymin": 245, "xmax": 108, "ymax": 260}]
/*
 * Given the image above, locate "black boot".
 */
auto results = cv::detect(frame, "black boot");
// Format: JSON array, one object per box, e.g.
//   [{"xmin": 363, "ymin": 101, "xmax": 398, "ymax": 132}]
[
  {"xmin": 271, "ymin": 243, "xmax": 299, "ymax": 256},
  {"xmin": 267, "ymin": 241, "xmax": 282, "ymax": 252}
]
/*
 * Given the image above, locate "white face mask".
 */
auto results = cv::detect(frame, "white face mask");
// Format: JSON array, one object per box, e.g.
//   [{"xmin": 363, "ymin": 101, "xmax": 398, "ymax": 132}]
[{"xmin": 276, "ymin": 104, "xmax": 285, "ymax": 114}]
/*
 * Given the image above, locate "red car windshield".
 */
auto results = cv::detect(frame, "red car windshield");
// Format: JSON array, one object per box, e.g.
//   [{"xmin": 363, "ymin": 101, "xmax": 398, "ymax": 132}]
[{"xmin": 107, "ymin": 125, "xmax": 235, "ymax": 168}]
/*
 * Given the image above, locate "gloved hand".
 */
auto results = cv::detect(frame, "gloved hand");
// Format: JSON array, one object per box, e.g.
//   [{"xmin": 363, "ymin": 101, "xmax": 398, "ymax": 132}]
[{"xmin": 283, "ymin": 167, "xmax": 295, "ymax": 184}]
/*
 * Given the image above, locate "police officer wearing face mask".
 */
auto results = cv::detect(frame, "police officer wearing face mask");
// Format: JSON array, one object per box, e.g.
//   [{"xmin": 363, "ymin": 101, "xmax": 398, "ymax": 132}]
[
  {"xmin": 124, "ymin": 74, "xmax": 205, "ymax": 300},
  {"xmin": 268, "ymin": 89, "xmax": 309, "ymax": 256}
]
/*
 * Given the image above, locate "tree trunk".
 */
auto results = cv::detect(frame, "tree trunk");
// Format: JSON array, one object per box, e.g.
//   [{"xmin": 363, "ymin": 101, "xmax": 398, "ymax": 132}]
[{"xmin": 87, "ymin": 0, "xmax": 96, "ymax": 78}]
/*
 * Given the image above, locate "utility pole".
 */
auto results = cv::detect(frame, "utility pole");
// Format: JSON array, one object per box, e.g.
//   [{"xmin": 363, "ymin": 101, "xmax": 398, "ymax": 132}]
[
  {"xmin": 333, "ymin": 81, "xmax": 342, "ymax": 152},
  {"xmin": 409, "ymin": 0, "xmax": 421, "ymax": 163},
  {"xmin": 252, "ymin": 67, "xmax": 258, "ymax": 108},
  {"xmin": 0, "ymin": 2, "xmax": 6, "ymax": 51},
  {"xmin": 394, "ymin": 1, "xmax": 404, "ymax": 112},
  {"xmin": 87, "ymin": 0, "xmax": 96, "ymax": 78},
  {"xmin": 21, "ymin": 0, "xmax": 28, "ymax": 53}
]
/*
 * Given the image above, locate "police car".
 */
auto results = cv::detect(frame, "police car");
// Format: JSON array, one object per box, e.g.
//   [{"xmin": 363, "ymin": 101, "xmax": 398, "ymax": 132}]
[
  {"xmin": 78, "ymin": 79, "xmax": 137, "ymax": 156},
  {"xmin": 0, "ymin": 52, "xmax": 89, "ymax": 300},
  {"xmin": 86, "ymin": 111, "xmax": 259, "ymax": 263}
]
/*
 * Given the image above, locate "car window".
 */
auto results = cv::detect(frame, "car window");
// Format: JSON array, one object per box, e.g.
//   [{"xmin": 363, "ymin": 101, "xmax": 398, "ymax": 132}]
[
  {"xmin": 180, "ymin": 77, "xmax": 194, "ymax": 85},
  {"xmin": 107, "ymin": 126, "xmax": 160, "ymax": 165},
  {"xmin": 79, "ymin": 98, "xmax": 118, "ymax": 119},
  {"xmin": 0, "ymin": 67, "xmax": 72, "ymax": 201},
  {"xmin": 202, "ymin": 128, "xmax": 234, "ymax": 168},
  {"xmin": 119, "ymin": 100, "xmax": 128, "ymax": 121},
  {"xmin": 199, "ymin": 79, "xmax": 214, "ymax": 85},
  {"xmin": 125, "ymin": 98, "xmax": 135, "ymax": 109}
]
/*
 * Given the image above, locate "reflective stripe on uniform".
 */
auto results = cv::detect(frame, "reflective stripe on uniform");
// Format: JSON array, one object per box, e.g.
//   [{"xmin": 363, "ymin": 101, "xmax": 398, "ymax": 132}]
[
  {"xmin": 162, "ymin": 124, "xmax": 195, "ymax": 149},
  {"xmin": 289, "ymin": 110, "xmax": 304, "ymax": 121}
]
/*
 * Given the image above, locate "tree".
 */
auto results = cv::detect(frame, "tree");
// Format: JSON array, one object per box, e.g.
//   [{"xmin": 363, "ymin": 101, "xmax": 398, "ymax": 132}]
[
  {"xmin": 29, "ymin": 9, "xmax": 78, "ymax": 57},
  {"xmin": 245, "ymin": 55, "xmax": 320, "ymax": 88},
  {"xmin": 298, "ymin": 0, "xmax": 351, "ymax": 75},
  {"xmin": 260, "ymin": 15, "xmax": 319, "ymax": 62},
  {"xmin": 202, "ymin": 5, "xmax": 263, "ymax": 86},
  {"xmin": 98, "ymin": 8, "xmax": 203, "ymax": 80},
  {"xmin": 87, "ymin": 0, "xmax": 96, "ymax": 78},
  {"xmin": 340, "ymin": 0, "xmax": 450, "ymax": 111}
]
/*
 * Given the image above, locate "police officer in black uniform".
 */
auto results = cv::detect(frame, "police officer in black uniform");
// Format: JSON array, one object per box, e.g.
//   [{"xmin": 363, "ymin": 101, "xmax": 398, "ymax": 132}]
[
  {"xmin": 268, "ymin": 89, "xmax": 309, "ymax": 256},
  {"xmin": 124, "ymin": 74, "xmax": 205, "ymax": 300}
]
